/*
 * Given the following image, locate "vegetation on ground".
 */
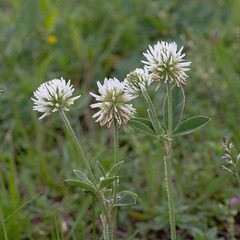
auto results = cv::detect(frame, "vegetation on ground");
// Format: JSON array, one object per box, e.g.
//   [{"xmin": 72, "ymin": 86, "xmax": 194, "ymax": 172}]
[{"xmin": 0, "ymin": 0, "xmax": 240, "ymax": 239}]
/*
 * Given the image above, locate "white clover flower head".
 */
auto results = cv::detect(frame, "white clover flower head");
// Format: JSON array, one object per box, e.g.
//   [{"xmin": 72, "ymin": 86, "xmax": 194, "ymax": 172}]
[
  {"xmin": 90, "ymin": 77, "xmax": 136, "ymax": 128},
  {"xmin": 124, "ymin": 68, "xmax": 152, "ymax": 98},
  {"xmin": 142, "ymin": 41, "xmax": 191, "ymax": 90},
  {"xmin": 32, "ymin": 78, "xmax": 81, "ymax": 119}
]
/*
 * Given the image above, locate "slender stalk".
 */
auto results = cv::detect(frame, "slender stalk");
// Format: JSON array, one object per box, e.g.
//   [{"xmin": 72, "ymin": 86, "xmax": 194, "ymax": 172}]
[
  {"xmin": 102, "ymin": 220, "xmax": 113, "ymax": 240},
  {"xmin": 164, "ymin": 141, "xmax": 176, "ymax": 240},
  {"xmin": 92, "ymin": 196, "xmax": 96, "ymax": 240},
  {"xmin": 233, "ymin": 164, "xmax": 240, "ymax": 185},
  {"xmin": 0, "ymin": 209, "xmax": 8, "ymax": 240},
  {"xmin": 104, "ymin": 118, "xmax": 119, "ymax": 240},
  {"xmin": 167, "ymin": 82, "xmax": 173, "ymax": 136},
  {"xmin": 142, "ymin": 85, "xmax": 176, "ymax": 239},
  {"xmin": 100, "ymin": 210, "xmax": 114, "ymax": 240},
  {"xmin": 100, "ymin": 207, "xmax": 116, "ymax": 240},
  {"xmin": 233, "ymin": 157, "xmax": 240, "ymax": 184},
  {"xmin": 113, "ymin": 118, "xmax": 118, "ymax": 203},
  {"xmin": 165, "ymin": 81, "xmax": 176, "ymax": 240},
  {"xmin": 59, "ymin": 109, "xmax": 97, "ymax": 187},
  {"xmin": 96, "ymin": 191, "xmax": 110, "ymax": 224},
  {"xmin": 113, "ymin": 118, "xmax": 118, "ymax": 166},
  {"xmin": 142, "ymin": 91, "xmax": 162, "ymax": 135},
  {"xmin": 59, "ymin": 109, "xmax": 109, "ymax": 221}
]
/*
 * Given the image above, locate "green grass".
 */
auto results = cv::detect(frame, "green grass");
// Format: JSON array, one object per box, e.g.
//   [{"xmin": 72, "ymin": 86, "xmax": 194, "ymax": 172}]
[{"xmin": 0, "ymin": 0, "xmax": 240, "ymax": 239}]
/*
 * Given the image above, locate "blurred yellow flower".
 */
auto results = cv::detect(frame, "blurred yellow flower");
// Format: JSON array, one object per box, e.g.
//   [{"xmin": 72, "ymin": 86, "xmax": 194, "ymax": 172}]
[{"xmin": 47, "ymin": 35, "xmax": 57, "ymax": 44}]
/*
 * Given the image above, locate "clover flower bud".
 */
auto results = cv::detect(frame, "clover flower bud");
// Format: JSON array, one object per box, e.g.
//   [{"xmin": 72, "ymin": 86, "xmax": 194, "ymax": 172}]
[{"xmin": 124, "ymin": 68, "xmax": 152, "ymax": 98}]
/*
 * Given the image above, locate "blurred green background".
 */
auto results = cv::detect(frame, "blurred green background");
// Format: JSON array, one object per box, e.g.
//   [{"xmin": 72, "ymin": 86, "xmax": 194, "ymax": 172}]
[{"xmin": 1, "ymin": 0, "xmax": 240, "ymax": 239}]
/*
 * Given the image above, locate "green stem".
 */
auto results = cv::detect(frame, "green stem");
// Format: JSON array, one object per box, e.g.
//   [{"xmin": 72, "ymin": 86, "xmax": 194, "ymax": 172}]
[
  {"xmin": 102, "ymin": 207, "xmax": 117, "ymax": 240},
  {"xmin": 59, "ymin": 109, "xmax": 110, "ymax": 229},
  {"xmin": 0, "ymin": 208, "xmax": 8, "ymax": 240},
  {"xmin": 165, "ymin": 81, "xmax": 176, "ymax": 240},
  {"xmin": 114, "ymin": 118, "xmax": 118, "ymax": 166},
  {"xmin": 59, "ymin": 109, "xmax": 97, "ymax": 188},
  {"xmin": 164, "ymin": 141, "xmax": 176, "ymax": 240},
  {"xmin": 233, "ymin": 164, "xmax": 240, "ymax": 185},
  {"xmin": 96, "ymin": 191, "xmax": 110, "ymax": 224},
  {"xmin": 167, "ymin": 82, "xmax": 173, "ymax": 137},
  {"xmin": 113, "ymin": 118, "xmax": 118, "ymax": 203},
  {"xmin": 143, "ymin": 91, "xmax": 162, "ymax": 135},
  {"xmin": 92, "ymin": 196, "xmax": 96, "ymax": 240},
  {"xmin": 102, "ymin": 218, "xmax": 113, "ymax": 240}
]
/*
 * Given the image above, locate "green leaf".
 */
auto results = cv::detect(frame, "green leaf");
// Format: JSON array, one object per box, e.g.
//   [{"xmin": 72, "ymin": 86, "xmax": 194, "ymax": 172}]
[
  {"xmin": 108, "ymin": 160, "xmax": 124, "ymax": 177},
  {"xmin": 146, "ymin": 110, "xmax": 169, "ymax": 142},
  {"xmin": 128, "ymin": 118, "xmax": 157, "ymax": 138},
  {"xmin": 104, "ymin": 189, "xmax": 112, "ymax": 198},
  {"xmin": 131, "ymin": 117, "xmax": 155, "ymax": 132},
  {"xmin": 65, "ymin": 179, "xmax": 96, "ymax": 193},
  {"xmin": 163, "ymin": 84, "xmax": 185, "ymax": 131},
  {"xmin": 73, "ymin": 170, "xmax": 93, "ymax": 186},
  {"xmin": 173, "ymin": 116, "xmax": 210, "ymax": 136},
  {"xmin": 96, "ymin": 161, "xmax": 106, "ymax": 178},
  {"xmin": 98, "ymin": 176, "xmax": 119, "ymax": 191},
  {"xmin": 118, "ymin": 191, "xmax": 137, "ymax": 198},
  {"xmin": 114, "ymin": 191, "xmax": 137, "ymax": 207}
]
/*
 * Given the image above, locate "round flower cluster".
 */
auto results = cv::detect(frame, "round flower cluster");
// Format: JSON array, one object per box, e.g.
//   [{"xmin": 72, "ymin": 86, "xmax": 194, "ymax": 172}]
[
  {"xmin": 142, "ymin": 41, "xmax": 191, "ymax": 90},
  {"xmin": 124, "ymin": 68, "xmax": 152, "ymax": 98},
  {"xmin": 90, "ymin": 78, "xmax": 135, "ymax": 127},
  {"xmin": 32, "ymin": 78, "xmax": 80, "ymax": 119}
]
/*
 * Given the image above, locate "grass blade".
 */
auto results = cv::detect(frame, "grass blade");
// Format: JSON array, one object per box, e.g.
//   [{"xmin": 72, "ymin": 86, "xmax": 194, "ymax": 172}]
[{"xmin": 0, "ymin": 192, "xmax": 41, "ymax": 228}]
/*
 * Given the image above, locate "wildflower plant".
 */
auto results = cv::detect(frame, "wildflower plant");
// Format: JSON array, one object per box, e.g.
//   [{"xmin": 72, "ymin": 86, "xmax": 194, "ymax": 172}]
[
  {"xmin": 32, "ymin": 41, "xmax": 209, "ymax": 240},
  {"xmin": 32, "ymin": 77, "xmax": 137, "ymax": 240},
  {"xmin": 126, "ymin": 41, "xmax": 210, "ymax": 240},
  {"xmin": 221, "ymin": 137, "xmax": 240, "ymax": 185},
  {"xmin": 220, "ymin": 137, "xmax": 240, "ymax": 239},
  {"xmin": 89, "ymin": 77, "xmax": 137, "ymax": 239}
]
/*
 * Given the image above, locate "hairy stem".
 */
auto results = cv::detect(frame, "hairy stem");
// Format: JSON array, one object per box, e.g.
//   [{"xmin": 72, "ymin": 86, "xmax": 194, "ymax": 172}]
[
  {"xmin": 59, "ymin": 109, "xmax": 97, "ymax": 187},
  {"xmin": 142, "ymin": 85, "xmax": 176, "ymax": 239},
  {"xmin": 167, "ymin": 82, "xmax": 173, "ymax": 136},
  {"xmin": 60, "ymin": 109, "xmax": 109, "ymax": 221},
  {"xmin": 92, "ymin": 196, "xmax": 96, "ymax": 240},
  {"xmin": 143, "ymin": 91, "xmax": 162, "ymax": 135},
  {"xmin": 164, "ymin": 141, "xmax": 176, "ymax": 240},
  {"xmin": 165, "ymin": 81, "xmax": 176, "ymax": 240},
  {"xmin": 101, "ymin": 215, "xmax": 113, "ymax": 240},
  {"xmin": 113, "ymin": 118, "xmax": 118, "ymax": 203}
]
